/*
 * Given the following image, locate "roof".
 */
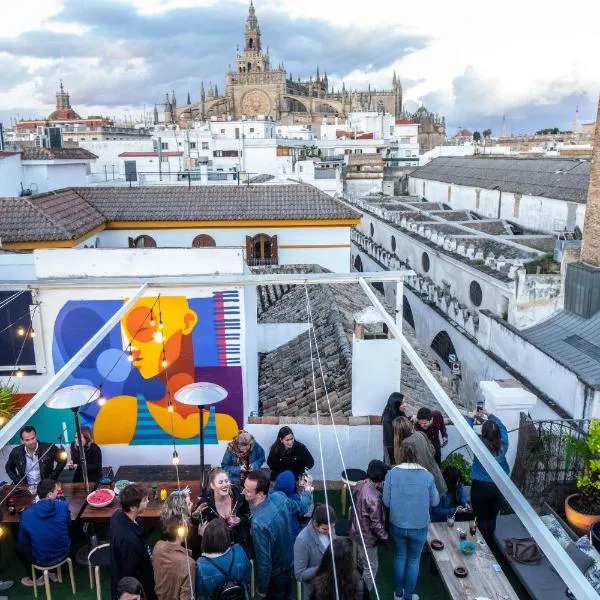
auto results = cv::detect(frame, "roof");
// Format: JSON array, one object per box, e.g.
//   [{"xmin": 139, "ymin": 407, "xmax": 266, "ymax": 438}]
[
  {"xmin": 0, "ymin": 151, "xmax": 20, "ymax": 159},
  {"xmin": 20, "ymin": 147, "xmax": 98, "ymax": 161},
  {"xmin": 0, "ymin": 190, "xmax": 105, "ymax": 243},
  {"xmin": 0, "ymin": 185, "xmax": 360, "ymax": 243},
  {"xmin": 47, "ymin": 108, "xmax": 81, "ymax": 120},
  {"xmin": 118, "ymin": 151, "xmax": 182, "ymax": 157},
  {"xmin": 347, "ymin": 154, "xmax": 384, "ymax": 165},
  {"xmin": 255, "ymin": 265, "xmax": 460, "ymax": 416},
  {"xmin": 521, "ymin": 310, "xmax": 600, "ymax": 389},
  {"xmin": 411, "ymin": 156, "xmax": 590, "ymax": 203}
]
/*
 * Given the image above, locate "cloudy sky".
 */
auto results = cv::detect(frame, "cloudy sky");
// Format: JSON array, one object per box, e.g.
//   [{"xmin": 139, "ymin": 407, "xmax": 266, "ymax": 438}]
[{"xmin": 1, "ymin": 0, "xmax": 598, "ymax": 135}]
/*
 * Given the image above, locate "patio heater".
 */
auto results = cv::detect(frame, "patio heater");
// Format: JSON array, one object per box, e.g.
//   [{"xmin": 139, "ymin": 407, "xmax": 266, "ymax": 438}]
[{"xmin": 174, "ymin": 382, "xmax": 228, "ymax": 490}]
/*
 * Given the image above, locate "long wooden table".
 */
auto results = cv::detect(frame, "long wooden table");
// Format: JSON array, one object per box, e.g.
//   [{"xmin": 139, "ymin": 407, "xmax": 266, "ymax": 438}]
[
  {"xmin": 0, "ymin": 483, "xmax": 90, "ymax": 523},
  {"xmin": 427, "ymin": 521, "xmax": 519, "ymax": 600}
]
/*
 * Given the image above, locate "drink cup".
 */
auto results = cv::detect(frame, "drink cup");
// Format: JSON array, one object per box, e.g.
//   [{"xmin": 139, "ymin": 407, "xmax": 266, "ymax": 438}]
[{"xmin": 447, "ymin": 515, "xmax": 455, "ymax": 528}]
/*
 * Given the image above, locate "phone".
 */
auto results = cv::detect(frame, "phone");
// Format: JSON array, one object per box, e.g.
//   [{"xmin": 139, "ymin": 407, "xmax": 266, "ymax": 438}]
[{"xmin": 476, "ymin": 401, "xmax": 484, "ymax": 412}]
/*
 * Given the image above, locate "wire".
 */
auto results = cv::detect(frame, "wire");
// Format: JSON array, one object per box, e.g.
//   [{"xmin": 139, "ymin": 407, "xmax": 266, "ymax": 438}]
[
  {"xmin": 0, "ymin": 290, "xmax": 25, "ymax": 311},
  {"xmin": 0, "ymin": 305, "xmax": 38, "ymax": 337},
  {"xmin": 4, "ymin": 304, "xmax": 40, "ymax": 386}
]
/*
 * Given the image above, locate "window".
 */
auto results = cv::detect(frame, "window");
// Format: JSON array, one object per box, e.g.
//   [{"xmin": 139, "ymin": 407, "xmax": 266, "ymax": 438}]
[
  {"xmin": 213, "ymin": 150, "xmax": 239, "ymax": 157},
  {"xmin": 469, "ymin": 281, "xmax": 483, "ymax": 307},
  {"xmin": 403, "ymin": 296, "xmax": 415, "ymax": 328},
  {"xmin": 400, "ymin": 137, "xmax": 410, "ymax": 144},
  {"xmin": 161, "ymin": 142, "xmax": 168, "ymax": 150},
  {"xmin": 391, "ymin": 235, "xmax": 396, "ymax": 252},
  {"xmin": 422, "ymin": 252, "xmax": 430, "ymax": 272},
  {"xmin": 160, "ymin": 156, "xmax": 168, "ymax": 163},
  {"xmin": 430, "ymin": 331, "xmax": 458, "ymax": 368},
  {"xmin": 189, "ymin": 142, "xmax": 197, "ymax": 149},
  {"xmin": 131, "ymin": 235, "xmax": 157, "ymax": 248},
  {"xmin": 220, "ymin": 129, "xmax": 226, "ymax": 135},
  {"xmin": 249, "ymin": 127, "xmax": 255, "ymax": 133},
  {"xmin": 246, "ymin": 234, "xmax": 278, "ymax": 266},
  {"xmin": 202, "ymin": 142, "xmax": 209, "ymax": 150},
  {"xmin": 0, "ymin": 291, "xmax": 36, "ymax": 370},
  {"xmin": 353, "ymin": 255, "xmax": 363, "ymax": 272},
  {"xmin": 369, "ymin": 223, "xmax": 374, "ymax": 237},
  {"xmin": 192, "ymin": 234, "xmax": 216, "ymax": 248}
]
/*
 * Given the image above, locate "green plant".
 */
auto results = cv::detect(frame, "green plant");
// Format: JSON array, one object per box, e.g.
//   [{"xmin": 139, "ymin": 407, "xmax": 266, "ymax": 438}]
[
  {"xmin": 441, "ymin": 452, "xmax": 472, "ymax": 485},
  {"xmin": 0, "ymin": 382, "xmax": 19, "ymax": 426},
  {"xmin": 569, "ymin": 419, "xmax": 600, "ymax": 514}
]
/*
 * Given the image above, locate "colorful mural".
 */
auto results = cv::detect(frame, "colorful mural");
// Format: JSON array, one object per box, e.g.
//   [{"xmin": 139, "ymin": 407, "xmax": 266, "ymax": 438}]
[{"xmin": 47, "ymin": 291, "xmax": 243, "ymax": 445}]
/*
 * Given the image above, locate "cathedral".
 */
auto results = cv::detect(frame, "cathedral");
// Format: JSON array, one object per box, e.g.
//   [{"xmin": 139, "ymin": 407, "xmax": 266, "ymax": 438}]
[{"xmin": 163, "ymin": 1, "xmax": 405, "ymax": 125}]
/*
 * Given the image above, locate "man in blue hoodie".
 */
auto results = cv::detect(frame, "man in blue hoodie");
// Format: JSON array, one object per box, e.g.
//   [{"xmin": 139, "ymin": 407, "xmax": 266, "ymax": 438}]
[
  {"xmin": 17, "ymin": 479, "xmax": 71, "ymax": 587},
  {"xmin": 272, "ymin": 470, "xmax": 313, "ymax": 539}
]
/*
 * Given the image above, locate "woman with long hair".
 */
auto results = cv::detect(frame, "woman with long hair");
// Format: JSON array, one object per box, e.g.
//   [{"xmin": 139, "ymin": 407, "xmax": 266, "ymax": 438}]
[
  {"xmin": 309, "ymin": 537, "xmax": 369, "ymax": 600},
  {"xmin": 221, "ymin": 430, "xmax": 265, "ymax": 486},
  {"xmin": 382, "ymin": 392, "xmax": 405, "ymax": 464},
  {"xmin": 70, "ymin": 426, "xmax": 102, "ymax": 483},
  {"xmin": 267, "ymin": 426, "xmax": 314, "ymax": 481},
  {"xmin": 468, "ymin": 408, "xmax": 509, "ymax": 541},
  {"xmin": 430, "ymin": 465, "xmax": 471, "ymax": 522},
  {"xmin": 384, "ymin": 443, "xmax": 440, "ymax": 600}
]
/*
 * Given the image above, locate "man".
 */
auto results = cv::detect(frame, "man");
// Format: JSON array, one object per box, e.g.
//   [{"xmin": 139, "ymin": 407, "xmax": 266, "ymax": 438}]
[
  {"xmin": 109, "ymin": 484, "xmax": 156, "ymax": 600},
  {"xmin": 151, "ymin": 516, "xmax": 195, "ymax": 600},
  {"xmin": 243, "ymin": 470, "xmax": 294, "ymax": 599},
  {"xmin": 349, "ymin": 460, "xmax": 391, "ymax": 591},
  {"xmin": 5, "ymin": 426, "xmax": 67, "ymax": 485},
  {"xmin": 17, "ymin": 479, "xmax": 71, "ymax": 587},
  {"xmin": 415, "ymin": 407, "xmax": 448, "ymax": 465},
  {"xmin": 294, "ymin": 504, "xmax": 336, "ymax": 600}
]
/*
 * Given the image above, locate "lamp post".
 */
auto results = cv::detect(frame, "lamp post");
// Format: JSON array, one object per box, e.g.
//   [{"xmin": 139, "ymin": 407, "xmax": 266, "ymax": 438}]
[{"xmin": 175, "ymin": 382, "xmax": 228, "ymax": 490}]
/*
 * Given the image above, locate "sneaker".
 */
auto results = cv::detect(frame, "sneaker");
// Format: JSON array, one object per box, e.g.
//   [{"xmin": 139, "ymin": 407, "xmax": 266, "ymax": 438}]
[
  {"xmin": 21, "ymin": 576, "xmax": 44, "ymax": 587},
  {"xmin": 0, "ymin": 581, "xmax": 12, "ymax": 591}
]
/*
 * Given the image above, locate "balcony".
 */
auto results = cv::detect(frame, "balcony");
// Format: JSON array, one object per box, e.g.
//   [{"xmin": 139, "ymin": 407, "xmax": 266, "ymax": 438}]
[{"xmin": 247, "ymin": 256, "xmax": 278, "ymax": 267}]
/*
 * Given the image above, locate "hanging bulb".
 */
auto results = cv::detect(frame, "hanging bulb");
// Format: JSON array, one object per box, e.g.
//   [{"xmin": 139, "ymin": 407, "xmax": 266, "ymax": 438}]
[
  {"xmin": 127, "ymin": 349, "xmax": 134, "ymax": 362},
  {"xmin": 98, "ymin": 394, "xmax": 106, "ymax": 406},
  {"xmin": 0, "ymin": 525, "xmax": 5, "ymax": 539},
  {"xmin": 58, "ymin": 446, "xmax": 68, "ymax": 461},
  {"xmin": 177, "ymin": 524, "xmax": 187, "ymax": 538},
  {"xmin": 17, "ymin": 327, "xmax": 25, "ymax": 336},
  {"xmin": 161, "ymin": 356, "xmax": 168, "ymax": 368},
  {"xmin": 29, "ymin": 329, "xmax": 36, "ymax": 338},
  {"xmin": 16, "ymin": 370, "xmax": 24, "ymax": 378},
  {"xmin": 167, "ymin": 402, "xmax": 174, "ymax": 413},
  {"xmin": 0, "ymin": 415, "xmax": 6, "ymax": 426},
  {"xmin": 172, "ymin": 450, "xmax": 180, "ymax": 465},
  {"xmin": 158, "ymin": 321, "xmax": 164, "ymax": 330},
  {"xmin": 150, "ymin": 317, "xmax": 156, "ymax": 327},
  {"xmin": 153, "ymin": 331, "xmax": 164, "ymax": 343}
]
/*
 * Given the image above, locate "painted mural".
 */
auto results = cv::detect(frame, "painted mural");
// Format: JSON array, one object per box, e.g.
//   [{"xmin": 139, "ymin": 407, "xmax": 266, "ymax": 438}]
[{"xmin": 48, "ymin": 291, "xmax": 243, "ymax": 445}]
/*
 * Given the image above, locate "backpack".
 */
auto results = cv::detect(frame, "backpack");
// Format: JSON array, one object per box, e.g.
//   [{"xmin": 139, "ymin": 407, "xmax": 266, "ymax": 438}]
[{"xmin": 204, "ymin": 547, "xmax": 246, "ymax": 600}]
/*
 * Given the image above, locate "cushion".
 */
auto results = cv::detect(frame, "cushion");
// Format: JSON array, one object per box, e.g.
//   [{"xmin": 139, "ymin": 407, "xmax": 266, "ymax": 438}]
[
  {"xmin": 575, "ymin": 536, "xmax": 600, "ymax": 592},
  {"xmin": 540, "ymin": 514, "xmax": 572, "ymax": 549},
  {"xmin": 564, "ymin": 542, "xmax": 594, "ymax": 573}
]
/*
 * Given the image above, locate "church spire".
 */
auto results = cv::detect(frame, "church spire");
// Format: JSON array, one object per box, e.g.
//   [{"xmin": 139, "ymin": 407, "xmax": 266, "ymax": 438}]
[{"xmin": 244, "ymin": 0, "xmax": 261, "ymax": 53}]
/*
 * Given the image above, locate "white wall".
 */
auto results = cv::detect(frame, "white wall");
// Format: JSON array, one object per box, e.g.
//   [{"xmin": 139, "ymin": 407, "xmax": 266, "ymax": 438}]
[
  {"xmin": 256, "ymin": 323, "xmax": 311, "ymax": 353},
  {"xmin": 0, "ymin": 154, "xmax": 22, "ymax": 197},
  {"xmin": 20, "ymin": 162, "xmax": 91, "ymax": 193}
]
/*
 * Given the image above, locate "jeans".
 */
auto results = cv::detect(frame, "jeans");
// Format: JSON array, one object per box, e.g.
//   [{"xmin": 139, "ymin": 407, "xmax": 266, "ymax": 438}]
[
  {"xmin": 357, "ymin": 544, "xmax": 379, "ymax": 591},
  {"xmin": 266, "ymin": 567, "xmax": 293, "ymax": 600},
  {"xmin": 471, "ymin": 480, "xmax": 503, "ymax": 543},
  {"xmin": 390, "ymin": 525, "xmax": 428, "ymax": 598}
]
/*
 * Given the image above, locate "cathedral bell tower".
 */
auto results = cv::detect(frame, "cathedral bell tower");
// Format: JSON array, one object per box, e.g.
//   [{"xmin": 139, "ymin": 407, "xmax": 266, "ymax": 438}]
[{"xmin": 237, "ymin": 0, "xmax": 269, "ymax": 74}]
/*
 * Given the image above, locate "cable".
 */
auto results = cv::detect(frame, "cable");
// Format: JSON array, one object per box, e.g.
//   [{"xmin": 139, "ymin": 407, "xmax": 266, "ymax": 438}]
[
  {"xmin": 304, "ymin": 284, "xmax": 340, "ymax": 600},
  {"xmin": 304, "ymin": 283, "xmax": 381, "ymax": 600},
  {"xmin": 0, "ymin": 290, "xmax": 25, "ymax": 311},
  {"xmin": 4, "ymin": 304, "xmax": 40, "ymax": 385}
]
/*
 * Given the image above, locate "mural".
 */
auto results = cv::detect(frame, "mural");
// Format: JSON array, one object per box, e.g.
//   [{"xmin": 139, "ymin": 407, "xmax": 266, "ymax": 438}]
[{"xmin": 47, "ymin": 291, "xmax": 243, "ymax": 445}]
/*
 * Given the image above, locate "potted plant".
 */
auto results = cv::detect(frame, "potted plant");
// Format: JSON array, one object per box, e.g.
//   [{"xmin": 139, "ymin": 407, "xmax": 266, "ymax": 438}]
[
  {"xmin": 0, "ymin": 382, "xmax": 18, "ymax": 427},
  {"xmin": 565, "ymin": 419, "xmax": 600, "ymax": 533}
]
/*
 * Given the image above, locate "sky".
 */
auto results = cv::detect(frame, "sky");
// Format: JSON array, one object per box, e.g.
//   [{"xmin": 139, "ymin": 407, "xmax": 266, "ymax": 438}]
[{"xmin": 0, "ymin": 0, "xmax": 598, "ymax": 135}]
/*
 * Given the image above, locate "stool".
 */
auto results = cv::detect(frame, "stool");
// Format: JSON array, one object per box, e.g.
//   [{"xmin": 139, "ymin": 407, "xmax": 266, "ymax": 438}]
[
  {"xmin": 297, "ymin": 580, "xmax": 302, "ymax": 599},
  {"xmin": 340, "ymin": 469, "xmax": 366, "ymax": 515},
  {"xmin": 88, "ymin": 543, "xmax": 110, "ymax": 600},
  {"xmin": 32, "ymin": 557, "xmax": 76, "ymax": 599}
]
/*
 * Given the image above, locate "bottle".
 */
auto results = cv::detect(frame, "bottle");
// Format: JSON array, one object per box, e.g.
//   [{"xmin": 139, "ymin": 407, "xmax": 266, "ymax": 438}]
[
  {"xmin": 151, "ymin": 485, "xmax": 158, "ymax": 501},
  {"xmin": 160, "ymin": 488, "xmax": 167, "ymax": 502},
  {"xmin": 7, "ymin": 496, "xmax": 16, "ymax": 515}
]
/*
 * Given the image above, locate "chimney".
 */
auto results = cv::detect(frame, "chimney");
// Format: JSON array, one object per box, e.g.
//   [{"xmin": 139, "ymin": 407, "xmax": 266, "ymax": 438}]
[{"xmin": 564, "ymin": 95, "xmax": 600, "ymax": 317}]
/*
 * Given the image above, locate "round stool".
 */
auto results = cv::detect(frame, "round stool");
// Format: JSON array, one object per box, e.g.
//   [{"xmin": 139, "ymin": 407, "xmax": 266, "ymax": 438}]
[{"xmin": 340, "ymin": 468, "xmax": 367, "ymax": 516}]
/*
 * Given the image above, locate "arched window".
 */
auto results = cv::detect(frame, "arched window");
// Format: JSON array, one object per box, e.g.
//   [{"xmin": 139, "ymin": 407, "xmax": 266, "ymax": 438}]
[
  {"xmin": 391, "ymin": 235, "xmax": 396, "ymax": 252},
  {"xmin": 247, "ymin": 62, "xmax": 252, "ymax": 72},
  {"xmin": 431, "ymin": 331, "xmax": 458, "ymax": 367},
  {"xmin": 421, "ymin": 251, "xmax": 430, "ymax": 273},
  {"xmin": 249, "ymin": 38, "xmax": 253, "ymax": 49},
  {"xmin": 192, "ymin": 234, "xmax": 216, "ymax": 248},
  {"xmin": 246, "ymin": 234, "xmax": 278, "ymax": 266},
  {"xmin": 469, "ymin": 280, "xmax": 483, "ymax": 307},
  {"xmin": 369, "ymin": 223, "xmax": 374, "ymax": 237},
  {"xmin": 403, "ymin": 295, "xmax": 415, "ymax": 329},
  {"xmin": 131, "ymin": 235, "xmax": 156, "ymax": 248},
  {"xmin": 353, "ymin": 255, "xmax": 363, "ymax": 272}
]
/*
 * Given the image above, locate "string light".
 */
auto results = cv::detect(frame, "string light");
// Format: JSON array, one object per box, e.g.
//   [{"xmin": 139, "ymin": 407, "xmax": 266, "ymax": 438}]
[
  {"xmin": 0, "ymin": 525, "xmax": 5, "ymax": 539},
  {"xmin": 167, "ymin": 402, "xmax": 174, "ymax": 413},
  {"xmin": 177, "ymin": 524, "xmax": 187, "ymax": 538},
  {"xmin": 161, "ymin": 358, "xmax": 168, "ymax": 368},
  {"xmin": 0, "ymin": 415, "xmax": 6, "ymax": 426},
  {"xmin": 127, "ymin": 349, "xmax": 134, "ymax": 362},
  {"xmin": 29, "ymin": 329, "xmax": 36, "ymax": 338},
  {"xmin": 153, "ymin": 331, "xmax": 164, "ymax": 343},
  {"xmin": 16, "ymin": 326, "xmax": 25, "ymax": 336},
  {"xmin": 58, "ymin": 446, "xmax": 68, "ymax": 461},
  {"xmin": 172, "ymin": 450, "xmax": 179, "ymax": 465},
  {"xmin": 16, "ymin": 370, "xmax": 24, "ymax": 378}
]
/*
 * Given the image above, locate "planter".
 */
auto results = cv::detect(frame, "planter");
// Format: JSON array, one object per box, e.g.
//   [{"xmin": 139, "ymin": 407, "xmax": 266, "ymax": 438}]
[
  {"xmin": 565, "ymin": 494, "xmax": 600, "ymax": 534},
  {"xmin": 591, "ymin": 520, "xmax": 600, "ymax": 553}
]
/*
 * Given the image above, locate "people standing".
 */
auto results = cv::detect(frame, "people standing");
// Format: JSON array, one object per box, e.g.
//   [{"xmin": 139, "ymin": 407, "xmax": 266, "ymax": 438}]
[
  {"xmin": 16, "ymin": 479, "xmax": 71, "ymax": 587},
  {"xmin": 272, "ymin": 470, "xmax": 313, "ymax": 539},
  {"xmin": 382, "ymin": 392, "xmax": 406, "ymax": 464},
  {"xmin": 151, "ymin": 516, "xmax": 195, "ymax": 600},
  {"xmin": 468, "ymin": 408, "xmax": 509, "ymax": 542},
  {"xmin": 221, "ymin": 430, "xmax": 265, "ymax": 487},
  {"xmin": 294, "ymin": 504, "xmax": 337, "ymax": 600},
  {"xmin": 109, "ymin": 484, "xmax": 156, "ymax": 600},
  {"xmin": 267, "ymin": 426, "xmax": 314, "ymax": 481},
  {"xmin": 309, "ymin": 538, "xmax": 370, "ymax": 600},
  {"xmin": 195, "ymin": 519, "xmax": 251, "ymax": 599},
  {"xmin": 350, "ymin": 459, "xmax": 390, "ymax": 591},
  {"xmin": 5, "ymin": 425, "xmax": 67, "ymax": 486},
  {"xmin": 70, "ymin": 426, "xmax": 102, "ymax": 483},
  {"xmin": 414, "ymin": 407, "xmax": 448, "ymax": 465},
  {"xmin": 242, "ymin": 470, "xmax": 294, "ymax": 599}
]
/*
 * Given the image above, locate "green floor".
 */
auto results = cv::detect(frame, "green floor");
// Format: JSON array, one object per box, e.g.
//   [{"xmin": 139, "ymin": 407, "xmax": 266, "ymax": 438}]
[{"xmin": 0, "ymin": 491, "xmax": 527, "ymax": 599}]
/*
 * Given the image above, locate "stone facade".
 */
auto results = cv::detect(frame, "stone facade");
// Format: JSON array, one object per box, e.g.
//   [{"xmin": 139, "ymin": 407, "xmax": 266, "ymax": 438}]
[{"xmin": 581, "ymin": 97, "xmax": 600, "ymax": 268}]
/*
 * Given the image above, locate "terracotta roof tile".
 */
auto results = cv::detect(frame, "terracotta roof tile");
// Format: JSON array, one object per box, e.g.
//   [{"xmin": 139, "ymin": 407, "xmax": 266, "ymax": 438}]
[{"xmin": 20, "ymin": 147, "xmax": 97, "ymax": 161}]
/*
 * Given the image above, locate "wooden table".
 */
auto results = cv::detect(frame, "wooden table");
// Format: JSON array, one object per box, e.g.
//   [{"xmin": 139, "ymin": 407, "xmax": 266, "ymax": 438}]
[
  {"xmin": 427, "ymin": 521, "xmax": 519, "ymax": 600},
  {"xmin": 114, "ymin": 464, "xmax": 209, "ymax": 482},
  {"xmin": 80, "ymin": 480, "xmax": 203, "ymax": 522},
  {"xmin": 0, "ymin": 483, "xmax": 90, "ymax": 523}
]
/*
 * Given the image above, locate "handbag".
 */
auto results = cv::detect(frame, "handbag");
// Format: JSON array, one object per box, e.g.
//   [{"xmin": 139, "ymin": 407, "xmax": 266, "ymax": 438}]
[{"xmin": 504, "ymin": 537, "xmax": 542, "ymax": 564}]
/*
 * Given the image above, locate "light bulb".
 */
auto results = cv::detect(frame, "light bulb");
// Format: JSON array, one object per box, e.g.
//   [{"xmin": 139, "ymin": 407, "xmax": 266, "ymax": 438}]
[
  {"xmin": 0, "ymin": 525, "xmax": 5, "ymax": 539},
  {"xmin": 127, "ymin": 351, "xmax": 134, "ymax": 362},
  {"xmin": 161, "ymin": 358, "xmax": 168, "ymax": 368},
  {"xmin": 0, "ymin": 416, "xmax": 6, "ymax": 426},
  {"xmin": 16, "ymin": 370, "xmax": 24, "ymax": 377},
  {"xmin": 58, "ymin": 447, "xmax": 68, "ymax": 461},
  {"xmin": 172, "ymin": 450, "xmax": 179, "ymax": 465},
  {"xmin": 167, "ymin": 403, "xmax": 174, "ymax": 413},
  {"xmin": 158, "ymin": 321, "xmax": 164, "ymax": 330},
  {"xmin": 150, "ymin": 318, "xmax": 156, "ymax": 327},
  {"xmin": 17, "ymin": 327, "xmax": 25, "ymax": 336},
  {"xmin": 153, "ymin": 331, "xmax": 164, "ymax": 343},
  {"xmin": 30, "ymin": 330, "xmax": 36, "ymax": 338},
  {"xmin": 177, "ymin": 525, "xmax": 187, "ymax": 538},
  {"xmin": 98, "ymin": 395, "xmax": 106, "ymax": 406}
]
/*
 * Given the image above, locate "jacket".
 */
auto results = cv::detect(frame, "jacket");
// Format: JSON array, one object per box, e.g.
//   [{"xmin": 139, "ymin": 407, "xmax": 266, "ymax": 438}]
[
  {"xmin": 415, "ymin": 411, "xmax": 447, "ymax": 462},
  {"xmin": 70, "ymin": 441, "xmax": 102, "ymax": 483},
  {"xmin": 196, "ymin": 544, "xmax": 251, "ymax": 600},
  {"xmin": 294, "ymin": 520, "xmax": 336, "ymax": 600},
  {"xmin": 383, "ymin": 464, "xmax": 440, "ymax": 530},
  {"xmin": 221, "ymin": 442, "xmax": 265, "ymax": 485},
  {"xmin": 272, "ymin": 470, "xmax": 313, "ymax": 539},
  {"xmin": 468, "ymin": 413, "xmax": 510, "ymax": 483},
  {"xmin": 400, "ymin": 431, "xmax": 447, "ymax": 495},
  {"xmin": 267, "ymin": 440, "xmax": 314, "ymax": 480},
  {"xmin": 349, "ymin": 479, "xmax": 388, "ymax": 548},
  {"xmin": 18, "ymin": 498, "xmax": 71, "ymax": 566},
  {"xmin": 309, "ymin": 573, "xmax": 370, "ymax": 600},
  {"xmin": 430, "ymin": 484, "xmax": 471, "ymax": 522},
  {"xmin": 151, "ymin": 540, "xmax": 195, "ymax": 600},
  {"xmin": 382, "ymin": 395, "xmax": 404, "ymax": 459},
  {"xmin": 250, "ymin": 491, "xmax": 294, "ymax": 595},
  {"xmin": 109, "ymin": 509, "xmax": 156, "ymax": 600},
  {"xmin": 6, "ymin": 441, "xmax": 67, "ymax": 485}
]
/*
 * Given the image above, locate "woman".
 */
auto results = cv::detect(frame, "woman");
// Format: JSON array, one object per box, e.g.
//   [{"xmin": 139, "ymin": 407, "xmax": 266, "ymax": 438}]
[
  {"xmin": 70, "ymin": 426, "xmax": 102, "ymax": 483},
  {"xmin": 383, "ymin": 443, "xmax": 440, "ymax": 600},
  {"xmin": 309, "ymin": 537, "xmax": 369, "ymax": 600},
  {"xmin": 468, "ymin": 408, "xmax": 509, "ymax": 542},
  {"xmin": 195, "ymin": 519, "xmax": 251, "ymax": 600},
  {"xmin": 221, "ymin": 430, "xmax": 265, "ymax": 486},
  {"xmin": 267, "ymin": 426, "xmax": 314, "ymax": 481},
  {"xmin": 117, "ymin": 576, "xmax": 146, "ymax": 600},
  {"xmin": 382, "ymin": 392, "xmax": 405, "ymax": 464},
  {"xmin": 199, "ymin": 467, "xmax": 251, "ymax": 556},
  {"xmin": 430, "ymin": 465, "xmax": 471, "ymax": 523},
  {"xmin": 393, "ymin": 416, "xmax": 447, "ymax": 495}
]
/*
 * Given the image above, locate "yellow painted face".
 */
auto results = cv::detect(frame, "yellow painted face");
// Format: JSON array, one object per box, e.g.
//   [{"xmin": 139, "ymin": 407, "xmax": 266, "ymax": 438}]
[{"xmin": 122, "ymin": 296, "xmax": 198, "ymax": 379}]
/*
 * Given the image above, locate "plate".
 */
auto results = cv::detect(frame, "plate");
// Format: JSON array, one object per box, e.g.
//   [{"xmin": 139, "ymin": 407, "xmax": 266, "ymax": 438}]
[
  {"xmin": 114, "ymin": 480, "xmax": 131, "ymax": 494},
  {"xmin": 454, "ymin": 566, "xmax": 468, "ymax": 578},
  {"xmin": 430, "ymin": 539, "xmax": 445, "ymax": 551}
]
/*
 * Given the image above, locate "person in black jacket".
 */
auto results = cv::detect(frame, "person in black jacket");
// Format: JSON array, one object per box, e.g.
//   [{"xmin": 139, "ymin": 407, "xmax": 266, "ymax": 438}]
[
  {"xmin": 5, "ymin": 426, "xmax": 67, "ymax": 485},
  {"xmin": 382, "ymin": 393, "xmax": 406, "ymax": 464},
  {"xmin": 69, "ymin": 426, "xmax": 102, "ymax": 483},
  {"xmin": 267, "ymin": 426, "xmax": 314, "ymax": 481},
  {"xmin": 109, "ymin": 484, "xmax": 156, "ymax": 600}
]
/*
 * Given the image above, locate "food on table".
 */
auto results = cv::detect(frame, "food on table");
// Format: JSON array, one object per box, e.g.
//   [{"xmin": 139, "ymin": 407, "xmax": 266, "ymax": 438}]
[
  {"xmin": 114, "ymin": 480, "xmax": 131, "ymax": 494},
  {"xmin": 87, "ymin": 488, "xmax": 116, "ymax": 508}
]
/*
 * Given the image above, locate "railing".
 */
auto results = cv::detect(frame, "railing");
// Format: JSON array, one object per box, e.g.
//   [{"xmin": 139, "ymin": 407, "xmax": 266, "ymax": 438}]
[{"xmin": 247, "ymin": 257, "xmax": 279, "ymax": 267}]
